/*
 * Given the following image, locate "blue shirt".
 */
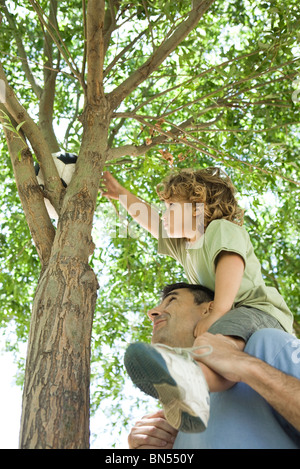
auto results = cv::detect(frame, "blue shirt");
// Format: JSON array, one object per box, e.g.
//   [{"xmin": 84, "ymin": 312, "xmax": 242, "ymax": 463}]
[{"xmin": 173, "ymin": 329, "xmax": 300, "ymax": 449}]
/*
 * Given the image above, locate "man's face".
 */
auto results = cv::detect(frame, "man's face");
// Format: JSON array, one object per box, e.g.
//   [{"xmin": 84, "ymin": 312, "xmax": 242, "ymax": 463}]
[{"xmin": 147, "ymin": 288, "xmax": 210, "ymax": 347}]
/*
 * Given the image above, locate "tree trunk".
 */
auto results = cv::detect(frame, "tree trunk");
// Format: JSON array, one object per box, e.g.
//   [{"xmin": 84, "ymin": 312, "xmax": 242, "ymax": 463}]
[
  {"xmin": 19, "ymin": 256, "xmax": 98, "ymax": 449},
  {"xmin": 19, "ymin": 171, "xmax": 100, "ymax": 448}
]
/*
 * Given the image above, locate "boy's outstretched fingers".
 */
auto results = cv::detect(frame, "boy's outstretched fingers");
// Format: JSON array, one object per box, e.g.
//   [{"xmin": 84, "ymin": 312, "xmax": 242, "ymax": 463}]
[{"xmin": 99, "ymin": 171, "xmax": 123, "ymax": 199}]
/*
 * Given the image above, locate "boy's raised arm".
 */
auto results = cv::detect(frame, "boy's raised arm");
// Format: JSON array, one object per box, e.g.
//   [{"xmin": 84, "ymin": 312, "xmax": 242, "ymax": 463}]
[{"xmin": 100, "ymin": 171, "xmax": 160, "ymax": 239}]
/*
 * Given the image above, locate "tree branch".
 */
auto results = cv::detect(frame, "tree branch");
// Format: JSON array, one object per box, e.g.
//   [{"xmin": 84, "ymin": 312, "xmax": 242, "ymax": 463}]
[
  {"xmin": 103, "ymin": 0, "xmax": 120, "ymax": 55},
  {"xmin": 86, "ymin": 0, "xmax": 106, "ymax": 104},
  {"xmin": 0, "ymin": 0, "xmax": 43, "ymax": 98},
  {"xmin": 0, "ymin": 61, "xmax": 64, "ymax": 212},
  {"xmin": 74, "ymin": 0, "xmax": 111, "ymax": 214},
  {"xmin": 81, "ymin": 0, "xmax": 87, "ymax": 81},
  {"xmin": 0, "ymin": 107, "xmax": 55, "ymax": 266},
  {"xmin": 39, "ymin": 0, "xmax": 60, "ymax": 153},
  {"xmin": 120, "ymin": 58, "xmax": 298, "ymax": 122},
  {"xmin": 104, "ymin": 23, "xmax": 156, "ymax": 78},
  {"xmin": 108, "ymin": 0, "xmax": 216, "ymax": 110},
  {"xmin": 28, "ymin": 0, "xmax": 83, "ymax": 85},
  {"xmin": 106, "ymin": 114, "xmax": 211, "ymax": 160},
  {"xmin": 106, "ymin": 111, "xmax": 300, "ymax": 186}
]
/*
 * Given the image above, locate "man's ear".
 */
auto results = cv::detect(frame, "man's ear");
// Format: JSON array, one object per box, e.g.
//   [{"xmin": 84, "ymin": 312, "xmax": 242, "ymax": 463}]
[{"xmin": 201, "ymin": 301, "xmax": 213, "ymax": 316}]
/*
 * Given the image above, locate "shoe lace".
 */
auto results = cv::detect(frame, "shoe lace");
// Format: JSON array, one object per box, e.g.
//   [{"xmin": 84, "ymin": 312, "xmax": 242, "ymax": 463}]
[{"xmin": 155, "ymin": 343, "xmax": 213, "ymax": 360}]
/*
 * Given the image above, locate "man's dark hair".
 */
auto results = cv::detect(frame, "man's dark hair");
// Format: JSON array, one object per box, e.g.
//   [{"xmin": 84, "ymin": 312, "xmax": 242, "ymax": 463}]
[{"xmin": 161, "ymin": 282, "xmax": 214, "ymax": 305}]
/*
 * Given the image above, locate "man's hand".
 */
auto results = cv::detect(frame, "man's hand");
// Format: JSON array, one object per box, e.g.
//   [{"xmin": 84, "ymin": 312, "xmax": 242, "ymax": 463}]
[
  {"xmin": 128, "ymin": 410, "xmax": 178, "ymax": 449},
  {"xmin": 194, "ymin": 332, "xmax": 300, "ymax": 432},
  {"xmin": 193, "ymin": 332, "xmax": 246, "ymax": 383}
]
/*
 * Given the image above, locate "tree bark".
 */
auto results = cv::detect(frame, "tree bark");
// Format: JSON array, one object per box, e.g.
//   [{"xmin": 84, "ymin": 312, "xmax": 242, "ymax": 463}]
[
  {"xmin": 19, "ymin": 257, "xmax": 98, "ymax": 449},
  {"xmin": 0, "ymin": 62, "xmax": 63, "ymax": 213},
  {"xmin": 39, "ymin": 0, "xmax": 60, "ymax": 153},
  {"xmin": 18, "ymin": 155, "xmax": 102, "ymax": 447},
  {"xmin": 0, "ymin": 108, "xmax": 55, "ymax": 265},
  {"xmin": 19, "ymin": 163, "xmax": 101, "ymax": 448}
]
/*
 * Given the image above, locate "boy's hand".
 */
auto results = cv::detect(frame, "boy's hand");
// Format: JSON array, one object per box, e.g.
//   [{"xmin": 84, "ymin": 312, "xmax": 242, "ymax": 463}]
[
  {"xmin": 100, "ymin": 171, "xmax": 160, "ymax": 238},
  {"xmin": 100, "ymin": 171, "xmax": 125, "ymax": 199}
]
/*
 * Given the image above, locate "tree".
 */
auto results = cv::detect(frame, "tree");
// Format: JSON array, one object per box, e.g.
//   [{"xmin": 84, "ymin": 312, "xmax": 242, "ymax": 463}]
[{"xmin": 0, "ymin": 0, "xmax": 299, "ymax": 449}]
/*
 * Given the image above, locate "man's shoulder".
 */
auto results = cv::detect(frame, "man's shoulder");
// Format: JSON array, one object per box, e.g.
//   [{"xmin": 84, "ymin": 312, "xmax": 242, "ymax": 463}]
[{"xmin": 246, "ymin": 329, "xmax": 300, "ymax": 375}]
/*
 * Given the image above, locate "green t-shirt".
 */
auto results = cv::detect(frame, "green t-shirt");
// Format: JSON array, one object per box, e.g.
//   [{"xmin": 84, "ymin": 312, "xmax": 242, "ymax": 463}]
[{"xmin": 158, "ymin": 218, "xmax": 293, "ymax": 333}]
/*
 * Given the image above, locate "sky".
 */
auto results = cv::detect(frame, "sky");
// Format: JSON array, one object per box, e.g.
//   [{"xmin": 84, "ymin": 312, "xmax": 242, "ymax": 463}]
[{"xmin": 0, "ymin": 348, "xmax": 22, "ymax": 449}]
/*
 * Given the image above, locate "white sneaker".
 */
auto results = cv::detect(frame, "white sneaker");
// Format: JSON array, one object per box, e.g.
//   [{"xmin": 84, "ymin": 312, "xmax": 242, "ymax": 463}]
[{"xmin": 124, "ymin": 342, "xmax": 212, "ymax": 433}]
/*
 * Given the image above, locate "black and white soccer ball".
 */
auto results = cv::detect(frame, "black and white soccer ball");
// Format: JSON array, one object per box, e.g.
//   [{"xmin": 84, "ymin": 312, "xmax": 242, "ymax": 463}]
[{"xmin": 35, "ymin": 151, "xmax": 78, "ymax": 219}]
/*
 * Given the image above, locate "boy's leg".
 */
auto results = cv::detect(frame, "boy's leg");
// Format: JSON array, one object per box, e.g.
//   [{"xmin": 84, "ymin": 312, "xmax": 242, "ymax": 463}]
[
  {"xmin": 124, "ymin": 337, "xmax": 244, "ymax": 433},
  {"xmin": 124, "ymin": 342, "xmax": 211, "ymax": 433},
  {"xmin": 199, "ymin": 305, "xmax": 284, "ymax": 392}
]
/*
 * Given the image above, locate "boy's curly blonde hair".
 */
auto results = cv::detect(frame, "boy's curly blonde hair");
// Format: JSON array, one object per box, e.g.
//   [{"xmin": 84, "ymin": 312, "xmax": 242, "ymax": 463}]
[{"xmin": 157, "ymin": 167, "xmax": 244, "ymax": 229}]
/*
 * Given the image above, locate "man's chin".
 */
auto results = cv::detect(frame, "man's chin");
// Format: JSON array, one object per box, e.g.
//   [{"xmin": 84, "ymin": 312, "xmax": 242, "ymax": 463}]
[
  {"xmin": 151, "ymin": 337, "xmax": 176, "ymax": 347},
  {"xmin": 151, "ymin": 336, "xmax": 194, "ymax": 348},
  {"xmin": 151, "ymin": 337, "xmax": 167, "ymax": 345}
]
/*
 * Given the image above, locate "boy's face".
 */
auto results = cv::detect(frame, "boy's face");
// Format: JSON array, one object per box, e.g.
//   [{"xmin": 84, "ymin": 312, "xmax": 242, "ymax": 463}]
[{"xmin": 162, "ymin": 199, "xmax": 203, "ymax": 241}]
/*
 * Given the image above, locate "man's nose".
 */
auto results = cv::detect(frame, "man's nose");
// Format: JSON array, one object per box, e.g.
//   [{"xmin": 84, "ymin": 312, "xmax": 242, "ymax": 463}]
[{"xmin": 147, "ymin": 307, "xmax": 162, "ymax": 321}]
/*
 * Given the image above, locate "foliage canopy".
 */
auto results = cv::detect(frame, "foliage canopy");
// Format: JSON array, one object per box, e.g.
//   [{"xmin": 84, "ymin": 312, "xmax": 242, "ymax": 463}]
[{"xmin": 0, "ymin": 0, "xmax": 299, "ymax": 446}]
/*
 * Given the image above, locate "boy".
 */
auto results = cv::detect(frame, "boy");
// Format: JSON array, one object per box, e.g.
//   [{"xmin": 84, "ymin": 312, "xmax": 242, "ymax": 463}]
[{"xmin": 101, "ymin": 168, "xmax": 294, "ymax": 432}]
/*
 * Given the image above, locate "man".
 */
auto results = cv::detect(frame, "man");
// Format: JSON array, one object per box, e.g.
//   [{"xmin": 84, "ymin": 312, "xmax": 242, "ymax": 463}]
[{"xmin": 126, "ymin": 283, "xmax": 300, "ymax": 449}]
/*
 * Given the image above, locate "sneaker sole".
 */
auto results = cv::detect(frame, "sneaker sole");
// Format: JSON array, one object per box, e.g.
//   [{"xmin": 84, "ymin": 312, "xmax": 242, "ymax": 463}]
[{"xmin": 124, "ymin": 343, "xmax": 207, "ymax": 433}]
